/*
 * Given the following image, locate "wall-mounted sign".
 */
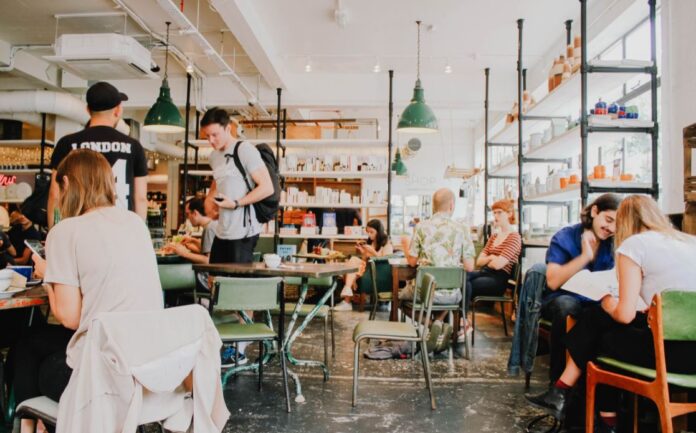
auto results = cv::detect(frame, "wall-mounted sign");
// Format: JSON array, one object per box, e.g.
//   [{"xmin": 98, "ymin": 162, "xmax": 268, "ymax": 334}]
[{"xmin": 0, "ymin": 175, "xmax": 17, "ymax": 186}]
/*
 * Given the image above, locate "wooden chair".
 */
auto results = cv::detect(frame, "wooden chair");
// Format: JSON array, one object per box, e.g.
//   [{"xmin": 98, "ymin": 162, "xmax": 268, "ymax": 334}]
[
  {"xmin": 471, "ymin": 261, "xmax": 521, "ymax": 346},
  {"xmin": 586, "ymin": 291, "xmax": 696, "ymax": 433}
]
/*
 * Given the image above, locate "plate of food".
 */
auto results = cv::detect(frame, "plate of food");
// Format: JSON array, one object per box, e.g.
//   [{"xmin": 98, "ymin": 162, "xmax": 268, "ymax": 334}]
[
  {"xmin": 26, "ymin": 278, "xmax": 43, "ymax": 287},
  {"xmin": 0, "ymin": 287, "xmax": 29, "ymax": 299}
]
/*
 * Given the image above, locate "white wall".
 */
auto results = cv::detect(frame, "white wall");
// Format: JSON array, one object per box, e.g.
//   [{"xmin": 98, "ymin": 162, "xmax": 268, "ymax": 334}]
[{"xmin": 660, "ymin": 0, "xmax": 695, "ymax": 214}]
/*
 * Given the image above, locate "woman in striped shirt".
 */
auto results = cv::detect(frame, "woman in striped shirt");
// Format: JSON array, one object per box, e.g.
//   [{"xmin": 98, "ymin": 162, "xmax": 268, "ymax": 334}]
[{"xmin": 465, "ymin": 199, "xmax": 522, "ymax": 321}]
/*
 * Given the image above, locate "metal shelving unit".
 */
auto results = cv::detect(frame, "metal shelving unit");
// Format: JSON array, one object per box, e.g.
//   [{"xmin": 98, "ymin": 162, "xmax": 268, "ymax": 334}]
[{"xmin": 579, "ymin": 0, "xmax": 659, "ymax": 205}]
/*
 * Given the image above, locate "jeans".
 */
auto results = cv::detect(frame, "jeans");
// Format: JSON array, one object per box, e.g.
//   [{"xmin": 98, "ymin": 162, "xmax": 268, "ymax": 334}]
[
  {"xmin": 541, "ymin": 293, "xmax": 594, "ymax": 382},
  {"xmin": 507, "ymin": 263, "xmax": 547, "ymax": 376},
  {"xmin": 464, "ymin": 268, "xmax": 510, "ymax": 311},
  {"xmin": 209, "ymin": 235, "xmax": 259, "ymax": 264}
]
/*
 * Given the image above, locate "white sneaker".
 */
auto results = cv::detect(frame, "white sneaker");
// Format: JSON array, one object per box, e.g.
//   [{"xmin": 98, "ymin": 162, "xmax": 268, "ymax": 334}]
[
  {"xmin": 339, "ymin": 286, "xmax": 353, "ymax": 298},
  {"xmin": 333, "ymin": 300, "xmax": 353, "ymax": 311}
]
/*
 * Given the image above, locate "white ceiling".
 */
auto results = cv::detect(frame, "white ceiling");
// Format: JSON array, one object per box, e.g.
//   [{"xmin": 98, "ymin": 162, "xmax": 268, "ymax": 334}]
[{"xmin": 0, "ymin": 0, "xmax": 646, "ymax": 131}]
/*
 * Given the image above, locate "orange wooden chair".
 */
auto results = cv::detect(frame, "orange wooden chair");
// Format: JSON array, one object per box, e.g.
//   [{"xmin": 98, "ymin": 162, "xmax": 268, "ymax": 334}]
[{"xmin": 586, "ymin": 291, "xmax": 696, "ymax": 433}]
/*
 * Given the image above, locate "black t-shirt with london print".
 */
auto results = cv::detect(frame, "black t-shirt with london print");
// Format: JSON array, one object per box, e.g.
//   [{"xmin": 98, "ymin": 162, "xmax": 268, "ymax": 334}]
[{"xmin": 51, "ymin": 126, "xmax": 148, "ymax": 211}]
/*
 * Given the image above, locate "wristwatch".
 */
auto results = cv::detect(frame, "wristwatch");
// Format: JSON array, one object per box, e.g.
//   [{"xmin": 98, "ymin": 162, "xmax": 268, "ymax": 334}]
[{"xmin": 233, "ymin": 199, "xmax": 239, "ymax": 209}]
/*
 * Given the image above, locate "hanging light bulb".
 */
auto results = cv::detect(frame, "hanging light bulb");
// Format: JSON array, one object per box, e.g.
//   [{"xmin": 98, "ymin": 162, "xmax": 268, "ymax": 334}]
[
  {"xmin": 304, "ymin": 57, "xmax": 312, "ymax": 73},
  {"xmin": 144, "ymin": 22, "xmax": 185, "ymax": 133},
  {"xmin": 397, "ymin": 21, "xmax": 438, "ymax": 133},
  {"xmin": 373, "ymin": 57, "xmax": 381, "ymax": 73}
]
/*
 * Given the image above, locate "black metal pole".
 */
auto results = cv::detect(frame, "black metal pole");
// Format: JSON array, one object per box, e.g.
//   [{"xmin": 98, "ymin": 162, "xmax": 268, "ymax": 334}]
[
  {"xmin": 580, "ymin": 0, "xmax": 589, "ymax": 207},
  {"xmin": 39, "ymin": 112, "xmax": 46, "ymax": 174},
  {"xmin": 648, "ymin": 0, "xmax": 658, "ymax": 200},
  {"xmin": 484, "ymin": 68, "xmax": 490, "ymax": 244},
  {"xmin": 282, "ymin": 109, "xmax": 287, "ymax": 158},
  {"xmin": 565, "ymin": 19, "xmax": 573, "ymax": 46},
  {"xmin": 387, "ymin": 70, "xmax": 394, "ymax": 237},
  {"xmin": 522, "ymin": 68, "xmax": 527, "ymax": 91},
  {"xmin": 274, "ymin": 88, "xmax": 282, "ymax": 252},
  {"xmin": 183, "ymin": 72, "xmax": 191, "ymax": 212},
  {"xmin": 517, "ymin": 19, "xmax": 524, "ymax": 236}
]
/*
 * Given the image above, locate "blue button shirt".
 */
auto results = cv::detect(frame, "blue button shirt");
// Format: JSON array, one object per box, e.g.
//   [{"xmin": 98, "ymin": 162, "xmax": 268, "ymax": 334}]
[{"xmin": 545, "ymin": 223, "xmax": 615, "ymax": 301}]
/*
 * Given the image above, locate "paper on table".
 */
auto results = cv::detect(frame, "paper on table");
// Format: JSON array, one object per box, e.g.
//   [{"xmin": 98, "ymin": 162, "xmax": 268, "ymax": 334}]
[{"xmin": 562, "ymin": 268, "xmax": 648, "ymax": 310}]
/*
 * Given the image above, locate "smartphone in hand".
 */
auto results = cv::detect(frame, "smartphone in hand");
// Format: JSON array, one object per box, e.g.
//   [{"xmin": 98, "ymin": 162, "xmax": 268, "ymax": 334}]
[{"xmin": 24, "ymin": 239, "xmax": 46, "ymax": 259}]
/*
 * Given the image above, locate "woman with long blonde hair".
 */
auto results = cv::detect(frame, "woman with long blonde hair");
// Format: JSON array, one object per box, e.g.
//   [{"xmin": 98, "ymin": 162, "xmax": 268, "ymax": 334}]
[
  {"xmin": 9, "ymin": 149, "xmax": 163, "ymax": 433},
  {"xmin": 526, "ymin": 195, "xmax": 696, "ymax": 432}
]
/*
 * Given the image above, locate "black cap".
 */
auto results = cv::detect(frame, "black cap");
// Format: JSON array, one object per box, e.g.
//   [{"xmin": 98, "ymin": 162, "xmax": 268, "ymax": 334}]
[{"xmin": 86, "ymin": 82, "xmax": 128, "ymax": 112}]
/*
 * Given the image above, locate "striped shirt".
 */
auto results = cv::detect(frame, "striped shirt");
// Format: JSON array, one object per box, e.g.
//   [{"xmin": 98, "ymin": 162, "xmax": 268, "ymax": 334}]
[{"xmin": 482, "ymin": 232, "xmax": 522, "ymax": 274}]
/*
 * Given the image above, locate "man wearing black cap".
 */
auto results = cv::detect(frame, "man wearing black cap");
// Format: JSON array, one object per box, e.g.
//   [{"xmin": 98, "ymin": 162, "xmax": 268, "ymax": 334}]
[{"xmin": 47, "ymin": 82, "xmax": 148, "ymax": 227}]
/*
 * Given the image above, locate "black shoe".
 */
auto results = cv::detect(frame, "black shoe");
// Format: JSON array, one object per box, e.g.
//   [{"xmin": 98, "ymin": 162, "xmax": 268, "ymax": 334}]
[{"xmin": 525, "ymin": 386, "xmax": 569, "ymax": 420}]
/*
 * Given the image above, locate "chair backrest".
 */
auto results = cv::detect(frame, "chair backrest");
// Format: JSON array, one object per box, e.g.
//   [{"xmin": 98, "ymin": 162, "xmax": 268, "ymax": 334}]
[
  {"xmin": 158, "ymin": 263, "xmax": 196, "ymax": 291},
  {"xmin": 214, "ymin": 276, "xmax": 283, "ymax": 312},
  {"xmin": 416, "ymin": 266, "xmax": 464, "ymax": 291},
  {"xmin": 415, "ymin": 273, "xmax": 437, "ymax": 338},
  {"xmin": 507, "ymin": 261, "xmax": 521, "ymax": 290},
  {"xmin": 656, "ymin": 290, "xmax": 696, "ymax": 341}
]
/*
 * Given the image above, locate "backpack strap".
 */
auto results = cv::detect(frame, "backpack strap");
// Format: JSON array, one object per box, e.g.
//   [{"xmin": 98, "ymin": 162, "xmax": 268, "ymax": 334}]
[{"xmin": 228, "ymin": 141, "xmax": 252, "ymax": 227}]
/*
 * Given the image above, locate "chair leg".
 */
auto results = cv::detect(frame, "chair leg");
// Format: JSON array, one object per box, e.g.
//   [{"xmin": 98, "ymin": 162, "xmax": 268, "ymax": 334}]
[
  {"xmin": 279, "ymin": 339, "xmax": 291, "ymax": 413},
  {"xmin": 330, "ymin": 309, "xmax": 336, "ymax": 359},
  {"xmin": 585, "ymin": 365, "xmax": 596, "ymax": 433},
  {"xmin": 500, "ymin": 302, "xmax": 508, "ymax": 336},
  {"xmin": 258, "ymin": 340, "xmax": 264, "ymax": 392},
  {"xmin": 352, "ymin": 339, "xmax": 361, "ymax": 407},
  {"xmin": 370, "ymin": 297, "xmax": 378, "ymax": 320},
  {"xmin": 524, "ymin": 372, "xmax": 531, "ymax": 389},
  {"xmin": 323, "ymin": 315, "xmax": 329, "ymax": 367},
  {"xmin": 471, "ymin": 300, "xmax": 477, "ymax": 347},
  {"xmin": 657, "ymin": 402, "xmax": 673, "ymax": 433},
  {"xmin": 447, "ymin": 311, "xmax": 454, "ymax": 362},
  {"xmin": 419, "ymin": 340, "xmax": 436, "ymax": 410},
  {"xmin": 632, "ymin": 394, "xmax": 639, "ymax": 433}
]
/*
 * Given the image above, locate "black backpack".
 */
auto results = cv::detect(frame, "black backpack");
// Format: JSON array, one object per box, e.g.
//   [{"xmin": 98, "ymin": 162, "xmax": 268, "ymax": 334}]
[
  {"xmin": 20, "ymin": 172, "xmax": 51, "ymax": 228},
  {"xmin": 231, "ymin": 141, "xmax": 280, "ymax": 225}
]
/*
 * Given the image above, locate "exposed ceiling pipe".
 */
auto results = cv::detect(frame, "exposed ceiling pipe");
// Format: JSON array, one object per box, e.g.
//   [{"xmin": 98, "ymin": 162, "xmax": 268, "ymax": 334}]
[
  {"xmin": 0, "ymin": 90, "xmax": 129, "ymax": 135},
  {"xmin": 153, "ymin": 0, "xmax": 271, "ymax": 117}
]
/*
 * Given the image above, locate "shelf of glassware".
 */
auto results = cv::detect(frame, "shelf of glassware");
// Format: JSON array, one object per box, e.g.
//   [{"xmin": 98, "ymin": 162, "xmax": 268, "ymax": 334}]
[
  {"xmin": 190, "ymin": 139, "xmax": 387, "ymax": 149},
  {"xmin": 525, "ymin": 180, "xmax": 653, "ymax": 203},
  {"xmin": 280, "ymin": 171, "xmax": 388, "ymax": 179},
  {"xmin": 489, "ymin": 61, "xmax": 653, "ymax": 144},
  {"xmin": 279, "ymin": 202, "xmax": 387, "ymax": 209}
]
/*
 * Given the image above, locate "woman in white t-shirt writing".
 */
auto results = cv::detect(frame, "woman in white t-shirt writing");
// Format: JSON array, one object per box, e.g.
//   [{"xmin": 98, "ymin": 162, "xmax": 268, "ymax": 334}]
[
  {"xmin": 525, "ymin": 195, "xmax": 696, "ymax": 431},
  {"xmin": 9, "ymin": 149, "xmax": 163, "ymax": 433}
]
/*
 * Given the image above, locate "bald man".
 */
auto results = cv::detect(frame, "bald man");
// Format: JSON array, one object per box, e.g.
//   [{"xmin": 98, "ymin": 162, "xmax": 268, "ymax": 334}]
[{"xmin": 400, "ymin": 188, "xmax": 475, "ymax": 304}]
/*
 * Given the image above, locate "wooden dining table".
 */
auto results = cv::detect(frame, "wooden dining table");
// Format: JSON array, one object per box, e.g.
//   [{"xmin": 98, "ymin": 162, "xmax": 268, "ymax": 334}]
[
  {"xmin": 193, "ymin": 261, "xmax": 359, "ymax": 403},
  {"xmin": 389, "ymin": 258, "xmax": 417, "ymax": 321},
  {"xmin": 0, "ymin": 286, "xmax": 48, "ymax": 311}
]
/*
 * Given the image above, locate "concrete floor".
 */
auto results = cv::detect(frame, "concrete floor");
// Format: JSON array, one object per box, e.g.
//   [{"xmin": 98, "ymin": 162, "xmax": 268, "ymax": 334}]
[{"xmin": 217, "ymin": 307, "xmax": 552, "ymax": 433}]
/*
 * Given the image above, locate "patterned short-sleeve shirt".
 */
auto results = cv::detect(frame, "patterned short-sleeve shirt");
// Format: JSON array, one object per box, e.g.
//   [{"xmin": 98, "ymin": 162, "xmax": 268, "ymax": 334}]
[{"xmin": 408, "ymin": 212, "xmax": 475, "ymax": 267}]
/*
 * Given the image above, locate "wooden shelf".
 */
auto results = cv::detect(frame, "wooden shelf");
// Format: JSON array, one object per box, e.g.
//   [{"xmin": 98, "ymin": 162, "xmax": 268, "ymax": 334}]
[
  {"xmin": 280, "ymin": 171, "xmax": 387, "ymax": 179},
  {"xmin": 525, "ymin": 181, "xmax": 652, "ymax": 203},
  {"xmin": 489, "ymin": 62, "xmax": 650, "ymax": 144},
  {"xmin": 0, "ymin": 139, "xmax": 54, "ymax": 148},
  {"xmin": 280, "ymin": 202, "xmax": 387, "ymax": 209},
  {"xmin": 0, "ymin": 168, "xmax": 51, "ymax": 174},
  {"xmin": 260, "ymin": 233, "xmax": 367, "ymax": 240},
  {"xmin": 190, "ymin": 139, "xmax": 387, "ymax": 149},
  {"xmin": 0, "ymin": 198, "xmax": 26, "ymax": 203}
]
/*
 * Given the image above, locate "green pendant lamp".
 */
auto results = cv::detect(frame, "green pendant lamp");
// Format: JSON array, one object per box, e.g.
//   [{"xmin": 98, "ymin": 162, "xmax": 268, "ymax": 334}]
[
  {"xmin": 397, "ymin": 21, "xmax": 438, "ymax": 134},
  {"xmin": 391, "ymin": 147, "xmax": 407, "ymax": 175},
  {"xmin": 144, "ymin": 22, "xmax": 185, "ymax": 134}
]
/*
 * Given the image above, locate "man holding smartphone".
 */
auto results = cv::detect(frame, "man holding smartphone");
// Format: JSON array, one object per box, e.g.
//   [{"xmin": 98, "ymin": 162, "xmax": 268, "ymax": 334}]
[{"xmin": 200, "ymin": 108, "xmax": 273, "ymax": 264}]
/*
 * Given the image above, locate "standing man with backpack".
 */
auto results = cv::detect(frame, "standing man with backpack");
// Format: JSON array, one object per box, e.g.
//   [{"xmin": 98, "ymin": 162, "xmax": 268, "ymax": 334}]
[{"xmin": 201, "ymin": 107, "xmax": 277, "ymax": 264}]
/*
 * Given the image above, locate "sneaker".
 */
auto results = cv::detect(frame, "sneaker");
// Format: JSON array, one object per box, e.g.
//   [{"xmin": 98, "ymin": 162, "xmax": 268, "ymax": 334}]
[
  {"xmin": 426, "ymin": 320, "xmax": 443, "ymax": 353},
  {"xmin": 333, "ymin": 300, "xmax": 353, "ymax": 311},
  {"xmin": 221, "ymin": 345, "xmax": 248, "ymax": 367}
]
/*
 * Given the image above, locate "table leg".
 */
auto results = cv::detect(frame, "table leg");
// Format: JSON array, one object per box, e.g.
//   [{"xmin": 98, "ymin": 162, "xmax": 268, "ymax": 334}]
[
  {"xmin": 390, "ymin": 267, "xmax": 400, "ymax": 321},
  {"xmin": 284, "ymin": 278, "xmax": 337, "ymax": 395}
]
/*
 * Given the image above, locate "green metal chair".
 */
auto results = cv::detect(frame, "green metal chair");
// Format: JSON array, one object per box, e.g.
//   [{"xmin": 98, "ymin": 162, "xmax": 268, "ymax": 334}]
[
  {"xmin": 356, "ymin": 257, "xmax": 395, "ymax": 320},
  {"xmin": 158, "ymin": 263, "xmax": 197, "ymax": 307},
  {"xmin": 352, "ymin": 272, "xmax": 437, "ymax": 410},
  {"xmin": 271, "ymin": 276, "xmax": 336, "ymax": 364},
  {"xmin": 586, "ymin": 290, "xmax": 696, "ymax": 433},
  {"xmin": 471, "ymin": 261, "xmax": 521, "ymax": 346},
  {"xmin": 212, "ymin": 276, "xmax": 291, "ymax": 412},
  {"xmin": 400, "ymin": 267, "xmax": 466, "ymax": 359}
]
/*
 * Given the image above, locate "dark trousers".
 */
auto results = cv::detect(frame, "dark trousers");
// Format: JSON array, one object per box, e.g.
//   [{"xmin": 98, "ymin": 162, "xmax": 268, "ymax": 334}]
[
  {"xmin": 465, "ymin": 268, "xmax": 510, "ymax": 310},
  {"xmin": 7, "ymin": 325, "xmax": 74, "ymax": 404},
  {"xmin": 209, "ymin": 235, "xmax": 259, "ymax": 264},
  {"xmin": 541, "ymin": 293, "xmax": 594, "ymax": 382},
  {"xmin": 566, "ymin": 304, "xmax": 696, "ymax": 411}
]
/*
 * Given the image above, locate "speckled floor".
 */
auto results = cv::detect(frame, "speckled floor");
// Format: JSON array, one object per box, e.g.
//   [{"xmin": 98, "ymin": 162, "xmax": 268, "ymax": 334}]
[{"xmin": 217, "ymin": 306, "xmax": 552, "ymax": 433}]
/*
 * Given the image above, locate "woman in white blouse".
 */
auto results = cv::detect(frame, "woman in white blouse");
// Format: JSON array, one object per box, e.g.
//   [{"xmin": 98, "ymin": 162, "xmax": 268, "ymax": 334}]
[{"xmin": 526, "ymin": 195, "xmax": 696, "ymax": 432}]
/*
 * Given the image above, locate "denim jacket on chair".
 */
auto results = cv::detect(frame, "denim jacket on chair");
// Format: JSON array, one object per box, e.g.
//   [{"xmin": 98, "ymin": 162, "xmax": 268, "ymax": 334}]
[{"xmin": 507, "ymin": 263, "xmax": 547, "ymax": 376}]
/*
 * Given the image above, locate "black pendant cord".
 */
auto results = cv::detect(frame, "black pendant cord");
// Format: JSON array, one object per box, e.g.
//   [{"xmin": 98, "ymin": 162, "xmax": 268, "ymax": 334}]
[
  {"xmin": 516, "ymin": 18, "xmax": 524, "ymax": 237},
  {"xmin": 416, "ymin": 21, "xmax": 421, "ymax": 81},
  {"xmin": 182, "ymin": 72, "xmax": 191, "ymax": 215},
  {"xmin": 274, "ymin": 88, "xmax": 282, "ymax": 252},
  {"xmin": 39, "ymin": 112, "xmax": 46, "ymax": 174},
  {"xmin": 164, "ymin": 22, "xmax": 171, "ymax": 80}
]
